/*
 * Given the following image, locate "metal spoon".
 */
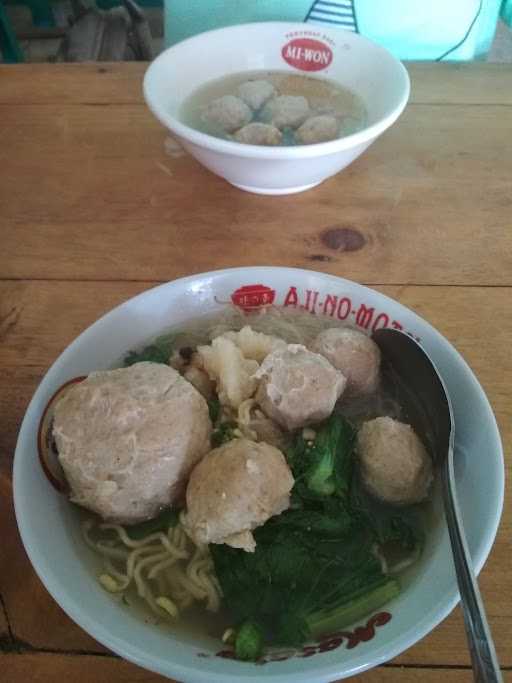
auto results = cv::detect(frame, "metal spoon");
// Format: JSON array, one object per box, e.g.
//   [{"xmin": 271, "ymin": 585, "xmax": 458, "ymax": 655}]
[{"xmin": 372, "ymin": 328, "xmax": 502, "ymax": 683}]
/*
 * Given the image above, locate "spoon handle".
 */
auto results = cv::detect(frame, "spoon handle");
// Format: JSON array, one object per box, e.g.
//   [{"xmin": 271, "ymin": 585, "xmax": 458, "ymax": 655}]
[{"xmin": 442, "ymin": 452, "xmax": 503, "ymax": 683}]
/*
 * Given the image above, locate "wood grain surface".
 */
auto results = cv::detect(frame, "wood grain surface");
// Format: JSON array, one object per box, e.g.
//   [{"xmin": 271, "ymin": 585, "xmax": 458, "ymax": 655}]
[
  {"xmin": 3, "ymin": 653, "xmax": 512, "ymax": 683},
  {"xmin": 1, "ymin": 102, "xmax": 511, "ymax": 285},
  {"xmin": 1, "ymin": 62, "xmax": 511, "ymax": 683},
  {"xmin": 1, "ymin": 62, "xmax": 512, "ymax": 105}
]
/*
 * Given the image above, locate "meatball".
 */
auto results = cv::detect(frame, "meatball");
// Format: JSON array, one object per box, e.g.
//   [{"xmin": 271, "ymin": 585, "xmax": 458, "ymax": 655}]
[
  {"xmin": 255, "ymin": 344, "xmax": 346, "ymax": 431},
  {"xmin": 52, "ymin": 362, "xmax": 212, "ymax": 524},
  {"xmin": 295, "ymin": 115, "xmax": 339, "ymax": 144},
  {"xmin": 357, "ymin": 417, "xmax": 433, "ymax": 505},
  {"xmin": 182, "ymin": 439, "xmax": 294, "ymax": 552},
  {"xmin": 262, "ymin": 95, "xmax": 310, "ymax": 130},
  {"xmin": 237, "ymin": 79, "xmax": 277, "ymax": 110},
  {"xmin": 203, "ymin": 95, "xmax": 252, "ymax": 133},
  {"xmin": 312, "ymin": 327, "xmax": 381, "ymax": 397},
  {"xmin": 234, "ymin": 122, "xmax": 282, "ymax": 146}
]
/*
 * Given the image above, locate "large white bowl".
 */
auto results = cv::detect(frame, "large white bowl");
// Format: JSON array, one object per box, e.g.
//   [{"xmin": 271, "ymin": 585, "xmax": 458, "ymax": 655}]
[
  {"xmin": 143, "ymin": 23, "xmax": 410, "ymax": 195},
  {"xmin": 14, "ymin": 268, "xmax": 503, "ymax": 683}
]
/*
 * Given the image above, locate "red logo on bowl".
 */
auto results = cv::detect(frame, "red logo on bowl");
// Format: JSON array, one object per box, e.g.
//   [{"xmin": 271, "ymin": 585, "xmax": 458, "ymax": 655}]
[
  {"xmin": 281, "ymin": 38, "xmax": 333, "ymax": 71},
  {"xmin": 231, "ymin": 284, "xmax": 275, "ymax": 312},
  {"xmin": 211, "ymin": 612, "xmax": 393, "ymax": 664}
]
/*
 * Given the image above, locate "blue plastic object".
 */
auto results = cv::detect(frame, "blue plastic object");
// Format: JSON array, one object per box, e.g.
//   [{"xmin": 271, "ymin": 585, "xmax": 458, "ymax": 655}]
[{"xmin": 0, "ymin": 0, "xmax": 25, "ymax": 62}]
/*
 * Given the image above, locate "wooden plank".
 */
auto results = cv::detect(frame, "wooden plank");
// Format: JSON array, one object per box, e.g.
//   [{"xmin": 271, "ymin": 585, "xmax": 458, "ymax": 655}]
[
  {"xmin": 0, "ymin": 281, "xmax": 510, "ymax": 664},
  {"xmin": 0, "ymin": 63, "xmax": 145, "ymax": 105},
  {"xmin": 2, "ymin": 653, "xmax": 512, "ymax": 683},
  {"xmin": 0, "ymin": 104, "xmax": 511, "ymax": 286},
  {"xmin": 1, "ymin": 62, "xmax": 511, "ymax": 106},
  {"xmin": 0, "ymin": 467, "xmax": 111, "ymax": 654},
  {"xmin": 0, "ymin": 594, "xmax": 10, "ymax": 646}
]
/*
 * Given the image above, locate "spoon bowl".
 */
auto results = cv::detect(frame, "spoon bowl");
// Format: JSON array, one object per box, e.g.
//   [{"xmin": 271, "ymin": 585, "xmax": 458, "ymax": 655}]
[{"xmin": 372, "ymin": 328, "xmax": 503, "ymax": 683}]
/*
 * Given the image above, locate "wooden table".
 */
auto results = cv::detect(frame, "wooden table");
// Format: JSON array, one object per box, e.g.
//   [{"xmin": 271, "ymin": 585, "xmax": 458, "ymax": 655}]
[{"xmin": 0, "ymin": 62, "xmax": 511, "ymax": 683}]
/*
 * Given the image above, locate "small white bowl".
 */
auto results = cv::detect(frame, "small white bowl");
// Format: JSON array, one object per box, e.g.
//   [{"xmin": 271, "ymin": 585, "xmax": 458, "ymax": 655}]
[
  {"xmin": 14, "ymin": 268, "xmax": 504, "ymax": 683},
  {"xmin": 143, "ymin": 23, "xmax": 410, "ymax": 195}
]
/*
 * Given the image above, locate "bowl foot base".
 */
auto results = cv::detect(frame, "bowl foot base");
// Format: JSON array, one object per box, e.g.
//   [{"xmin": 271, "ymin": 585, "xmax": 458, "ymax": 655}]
[{"xmin": 229, "ymin": 180, "xmax": 323, "ymax": 195}]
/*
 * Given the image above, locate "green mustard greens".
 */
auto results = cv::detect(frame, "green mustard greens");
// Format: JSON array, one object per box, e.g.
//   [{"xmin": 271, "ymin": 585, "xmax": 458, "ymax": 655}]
[
  {"xmin": 123, "ymin": 333, "xmax": 175, "ymax": 367},
  {"xmin": 211, "ymin": 414, "xmax": 420, "ymax": 658}
]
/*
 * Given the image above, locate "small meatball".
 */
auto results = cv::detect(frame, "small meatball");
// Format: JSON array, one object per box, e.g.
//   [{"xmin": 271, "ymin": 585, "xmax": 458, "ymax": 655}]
[
  {"xmin": 255, "ymin": 344, "xmax": 346, "ymax": 430},
  {"xmin": 295, "ymin": 115, "xmax": 339, "ymax": 145},
  {"xmin": 262, "ymin": 95, "xmax": 310, "ymax": 130},
  {"xmin": 312, "ymin": 327, "xmax": 381, "ymax": 398},
  {"xmin": 237, "ymin": 79, "xmax": 277, "ymax": 110},
  {"xmin": 53, "ymin": 362, "xmax": 212, "ymax": 524},
  {"xmin": 234, "ymin": 122, "xmax": 282, "ymax": 146},
  {"xmin": 183, "ymin": 439, "xmax": 294, "ymax": 552},
  {"xmin": 203, "ymin": 95, "xmax": 252, "ymax": 133},
  {"xmin": 357, "ymin": 417, "xmax": 433, "ymax": 505}
]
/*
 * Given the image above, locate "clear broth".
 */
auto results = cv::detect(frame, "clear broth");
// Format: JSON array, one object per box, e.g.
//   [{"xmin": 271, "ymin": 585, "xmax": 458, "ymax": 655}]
[{"xmin": 179, "ymin": 70, "xmax": 367, "ymax": 145}]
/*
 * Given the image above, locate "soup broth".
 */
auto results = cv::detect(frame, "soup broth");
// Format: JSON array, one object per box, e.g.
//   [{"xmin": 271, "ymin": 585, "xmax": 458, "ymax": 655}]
[{"xmin": 179, "ymin": 70, "xmax": 367, "ymax": 146}]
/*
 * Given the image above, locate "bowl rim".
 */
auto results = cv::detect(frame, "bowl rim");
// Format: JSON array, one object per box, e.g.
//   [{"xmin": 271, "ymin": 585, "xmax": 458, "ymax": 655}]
[
  {"xmin": 13, "ymin": 266, "xmax": 504, "ymax": 683},
  {"xmin": 143, "ymin": 22, "xmax": 411, "ymax": 159}
]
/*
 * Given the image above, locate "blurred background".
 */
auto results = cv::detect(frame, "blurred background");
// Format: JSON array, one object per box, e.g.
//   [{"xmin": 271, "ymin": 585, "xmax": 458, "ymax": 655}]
[{"xmin": 1, "ymin": 0, "xmax": 512, "ymax": 63}]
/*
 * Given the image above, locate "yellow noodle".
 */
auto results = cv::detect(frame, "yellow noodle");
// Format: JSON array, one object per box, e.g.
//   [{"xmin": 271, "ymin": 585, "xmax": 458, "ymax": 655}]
[
  {"xmin": 167, "ymin": 566, "xmax": 208, "ymax": 601},
  {"xmin": 133, "ymin": 552, "xmax": 170, "ymax": 597},
  {"xmin": 156, "ymin": 574, "xmax": 167, "ymax": 596},
  {"xmin": 82, "ymin": 516, "xmax": 222, "ymax": 622},
  {"xmin": 99, "ymin": 524, "xmax": 189, "ymax": 558},
  {"xmin": 103, "ymin": 557, "xmax": 130, "ymax": 585},
  {"xmin": 148, "ymin": 556, "xmax": 179, "ymax": 580}
]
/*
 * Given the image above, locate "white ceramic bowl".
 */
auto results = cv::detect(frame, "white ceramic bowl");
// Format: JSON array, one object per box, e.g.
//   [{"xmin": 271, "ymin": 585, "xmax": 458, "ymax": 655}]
[
  {"xmin": 143, "ymin": 23, "xmax": 410, "ymax": 195},
  {"xmin": 14, "ymin": 268, "xmax": 504, "ymax": 683}
]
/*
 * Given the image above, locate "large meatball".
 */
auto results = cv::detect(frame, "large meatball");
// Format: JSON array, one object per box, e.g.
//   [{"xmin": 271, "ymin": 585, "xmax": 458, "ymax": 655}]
[
  {"xmin": 295, "ymin": 115, "xmax": 339, "ymax": 144},
  {"xmin": 182, "ymin": 438, "xmax": 294, "ymax": 552},
  {"xmin": 234, "ymin": 122, "xmax": 282, "ymax": 146},
  {"xmin": 203, "ymin": 95, "xmax": 252, "ymax": 133},
  {"xmin": 255, "ymin": 344, "xmax": 346, "ymax": 431},
  {"xmin": 237, "ymin": 79, "xmax": 276, "ymax": 110},
  {"xmin": 357, "ymin": 417, "xmax": 433, "ymax": 505},
  {"xmin": 52, "ymin": 362, "xmax": 212, "ymax": 524},
  {"xmin": 262, "ymin": 95, "xmax": 310, "ymax": 129},
  {"xmin": 312, "ymin": 327, "xmax": 381, "ymax": 397}
]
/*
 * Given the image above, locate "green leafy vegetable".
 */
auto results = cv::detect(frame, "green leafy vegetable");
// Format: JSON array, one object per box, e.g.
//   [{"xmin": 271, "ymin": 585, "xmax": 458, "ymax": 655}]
[
  {"xmin": 306, "ymin": 577, "xmax": 400, "ymax": 638},
  {"xmin": 351, "ymin": 480, "xmax": 423, "ymax": 554},
  {"xmin": 207, "ymin": 397, "xmax": 221, "ymax": 423},
  {"xmin": 211, "ymin": 413, "xmax": 422, "ymax": 659},
  {"xmin": 126, "ymin": 508, "xmax": 180, "ymax": 540},
  {"xmin": 211, "ymin": 511, "xmax": 388, "ymax": 647},
  {"xmin": 123, "ymin": 333, "xmax": 175, "ymax": 367},
  {"xmin": 287, "ymin": 414, "xmax": 356, "ymax": 503},
  {"xmin": 234, "ymin": 621, "xmax": 264, "ymax": 661}
]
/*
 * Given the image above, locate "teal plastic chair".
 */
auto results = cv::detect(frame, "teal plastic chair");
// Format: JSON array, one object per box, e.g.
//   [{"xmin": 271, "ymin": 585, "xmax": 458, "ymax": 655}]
[{"xmin": 0, "ymin": 0, "xmax": 25, "ymax": 62}]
